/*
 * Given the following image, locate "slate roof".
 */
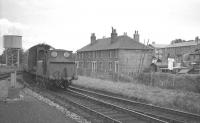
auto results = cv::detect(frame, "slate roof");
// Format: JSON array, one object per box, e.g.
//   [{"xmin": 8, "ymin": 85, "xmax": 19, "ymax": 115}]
[
  {"xmin": 165, "ymin": 40, "xmax": 198, "ymax": 48},
  {"xmin": 77, "ymin": 35, "xmax": 152, "ymax": 52},
  {"xmin": 149, "ymin": 44, "xmax": 168, "ymax": 48}
]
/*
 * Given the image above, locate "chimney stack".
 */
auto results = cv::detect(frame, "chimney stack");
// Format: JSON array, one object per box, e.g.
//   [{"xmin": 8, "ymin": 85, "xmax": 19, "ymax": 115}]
[
  {"xmin": 91, "ymin": 33, "xmax": 96, "ymax": 45},
  {"xmin": 133, "ymin": 30, "xmax": 139, "ymax": 42},
  {"xmin": 111, "ymin": 27, "xmax": 118, "ymax": 43},
  {"xmin": 195, "ymin": 36, "xmax": 199, "ymax": 43}
]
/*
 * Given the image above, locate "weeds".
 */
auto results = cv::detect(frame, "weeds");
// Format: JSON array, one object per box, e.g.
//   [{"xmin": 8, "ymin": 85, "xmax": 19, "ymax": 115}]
[{"xmin": 73, "ymin": 76, "xmax": 200, "ymax": 114}]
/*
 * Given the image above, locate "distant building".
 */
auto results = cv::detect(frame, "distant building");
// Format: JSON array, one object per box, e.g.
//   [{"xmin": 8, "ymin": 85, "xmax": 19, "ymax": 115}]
[
  {"xmin": 160, "ymin": 36, "xmax": 200, "ymax": 64},
  {"xmin": 149, "ymin": 42, "xmax": 168, "ymax": 62},
  {"xmin": 150, "ymin": 37, "xmax": 200, "ymax": 63},
  {"xmin": 76, "ymin": 28, "xmax": 153, "ymax": 80}
]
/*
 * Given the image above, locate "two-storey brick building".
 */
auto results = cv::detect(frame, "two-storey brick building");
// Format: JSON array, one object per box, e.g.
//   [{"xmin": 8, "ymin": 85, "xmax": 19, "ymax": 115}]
[{"xmin": 76, "ymin": 28, "xmax": 153, "ymax": 80}]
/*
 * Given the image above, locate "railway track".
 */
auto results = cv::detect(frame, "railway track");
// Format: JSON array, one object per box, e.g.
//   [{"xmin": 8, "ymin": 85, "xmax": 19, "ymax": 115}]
[
  {"xmin": 0, "ymin": 72, "xmax": 22, "ymax": 80},
  {"xmin": 21, "ymin": 74, "xmax": 200, "ymax": 123},
  {"xmin": 68, "ymin": 85, "xmax": 200, "ymax": 123},
  {"xmin": 0, "ymin": 73, "xmax": 10, "ymax": 80},
  {"xmin": 50, "ymin": 89, "xmax": 166, "ymax": 123},
  {"xmin": 21, "ymin": 74, "xmax": 165, "ymax": 122}
]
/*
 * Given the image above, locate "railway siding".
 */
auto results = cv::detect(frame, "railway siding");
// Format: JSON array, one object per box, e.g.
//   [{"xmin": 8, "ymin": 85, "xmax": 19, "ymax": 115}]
[
  {"xmin": 69, "ymin": 86, "xmax": 200, "ymax": 123},
  {"xmin": 72, "ymin": 76, "xmax": 200, "ymax": 115}
]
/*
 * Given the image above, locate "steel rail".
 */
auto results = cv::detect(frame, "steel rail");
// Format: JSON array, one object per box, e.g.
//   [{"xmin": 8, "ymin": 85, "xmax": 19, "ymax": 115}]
[
  {"xmin": 65, "ymin": 89, "xmax": 167, "ymax": 123},
  {"xmin": 0, "ymin": 73, "xmax": 10, "ymax": 80},
  {"xmin": 0, "ymin": 71, "xmax": 22, "ymax": 80},
  {"xmin": 20, "ymin": 76, "xmax": 122, "ymax": 123},
  {"xmin": 69, "ymin": 85, "xmax": 200, "ymax": 123},
  {"xmin": 52, "ymin": 91, "xmax": 122, "ymax": 123}
]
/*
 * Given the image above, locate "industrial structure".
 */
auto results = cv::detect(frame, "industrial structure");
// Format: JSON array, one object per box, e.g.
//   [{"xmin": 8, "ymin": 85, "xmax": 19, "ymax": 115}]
[
  {"xmin": 3, "ymin": 35, "xmax": 23, "ymax": 67},
  {"xmin": 76, "ymin": 28, "xmax": 153, "ymax": 80}
]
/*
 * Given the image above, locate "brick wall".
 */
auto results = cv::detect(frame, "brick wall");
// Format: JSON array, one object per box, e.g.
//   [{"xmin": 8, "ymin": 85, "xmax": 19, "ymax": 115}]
[
  {"xmin": 161, "ymin": 45, "xmax": 196, "ymax": 63},
  {"xmin": 118, "ymin": 49, "xmax": 153, "ymax": 74},
  {"xmin": 76, "ymin": 50, "xmax": 118, "ymax": 77},
  {"xmin": 76, "ymin": 49, "xmax": 153, "ymax": 79}
]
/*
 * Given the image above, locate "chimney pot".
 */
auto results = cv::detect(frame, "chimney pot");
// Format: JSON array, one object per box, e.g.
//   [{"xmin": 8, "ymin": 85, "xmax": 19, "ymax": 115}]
[
  {"xmin": 91, "ymin": 33, "xmax": 96, "ymax": 45},
  {"xmin": 133, "ymin": 30, "xmax": 139, "ymax": 42},
  {"xmin": 111, "ymin": 27, "xmax": 118, "ymax": 43},
  {"xmin": 195, "ymin": 36, "xmax": 199, "ymax": 43}
]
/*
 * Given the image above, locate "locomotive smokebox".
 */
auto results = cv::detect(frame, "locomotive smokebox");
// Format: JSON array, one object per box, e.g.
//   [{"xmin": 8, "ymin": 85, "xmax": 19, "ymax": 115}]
[{"xmin": 3, "ymin": 35, "xmax": 22, "ymax": 49}]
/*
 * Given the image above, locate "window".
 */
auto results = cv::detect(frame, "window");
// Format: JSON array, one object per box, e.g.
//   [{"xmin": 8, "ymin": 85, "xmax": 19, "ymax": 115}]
[
  {"xmin": 95, "ymin": 51, "xmax": 97, "ymax": 58},
  {"xmin": 193, "ymin": 55, "xmax": 196, "ymax": 60},
  {"xmin": 79, "ymin": 62, "xmax": 82, "ymax": 68},
  {"xmin": 94, "ymin": 62, "xmax": 97, "ymax": 72},
  {"xmin": 84, "ymin": 52, "xmax": 86, "ymax": 58},
  {"xmin": 88, "ymin": 52, "xmax": 90, "ymax": 58},
  {"xmin": 99, "ymin": 62, "xmax": 102, "ymax": 71},
  {"xmin": 115, "ymin": 61, "xmax": 119, "ymax": 73},
  {"xmin": 109, "ymin": 51, "xmax": 112, "ymax": 58},
  {"xmin": 92, "ymin": 61, "xmax": 97, "ymax": 72},
  {"xmin": 99, "ymin": 51, "xmax": 101, "ymax": 58},
  {"xmin": 86, "ymin": 52, "xmax": 88, "ymax": 58},
  {"xmin": 109, "ymin": 62, "xmax": 112, "ymax": 71},
  {"xmin": 114, "ymin": 50, "xmax": 118, "ymax": 58},
  {"xmin": 79, "ymin": 53, "xmax": 81, "ymax": 59},
  {"xmin": 96, "ymin": 51, "xmax": 98, "ymax": 58},
  {"xmin": 75, "ymin": 61, "xmax": 79, "ymax": 68},
  {"xmin": 89, "ymin": 52, "xmax": 92, "ymax": 58}
]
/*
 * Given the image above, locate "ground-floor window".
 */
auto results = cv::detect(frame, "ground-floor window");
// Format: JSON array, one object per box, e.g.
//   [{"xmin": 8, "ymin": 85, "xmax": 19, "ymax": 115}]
[
  {"xmin": 75, "ymin": 61, "xmax": 79, "ymax": 68},
  {"xmin": 92, "ymin": 61, "xmax": 97, "ymax": 72},
  {"xmin": 109, "ymin": 62, "xmax": 112, "ymax": 71},
  {"xmin": 115, "ymin": 61, "xmax": 119, "ymax": 73}
]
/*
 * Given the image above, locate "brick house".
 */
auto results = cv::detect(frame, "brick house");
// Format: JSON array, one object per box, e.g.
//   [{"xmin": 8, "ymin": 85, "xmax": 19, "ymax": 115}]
[
  {"xmin": 76, "ymin": 28, "xmax": 153, "ymax": 80},
  {"xmin": 149, "ymin": 42, "xmax": 168, "ymax": 62},
  {"xmin": 160, "ymin": 37, "xmax": 200, "ymax": 64},
  {"xmin": 149, "ymin": 37, "xmax": 200, "ymax": 64}
]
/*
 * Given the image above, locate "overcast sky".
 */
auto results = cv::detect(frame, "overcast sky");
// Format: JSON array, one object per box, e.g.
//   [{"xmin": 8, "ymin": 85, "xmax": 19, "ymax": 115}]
[{"xmin": 0, "ymin": 0, "xmax": 200, "ymax": 54}]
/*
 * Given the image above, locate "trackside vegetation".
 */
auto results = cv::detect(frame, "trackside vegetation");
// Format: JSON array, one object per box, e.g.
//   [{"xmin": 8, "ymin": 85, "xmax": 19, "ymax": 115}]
[{"xmin": 73, "ymin": 76, "xmax": 200, "ymax": 114}]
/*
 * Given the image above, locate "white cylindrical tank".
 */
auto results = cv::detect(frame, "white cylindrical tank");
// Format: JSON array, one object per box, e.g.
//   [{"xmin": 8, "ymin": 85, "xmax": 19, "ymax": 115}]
[{"xmin": 3, "ymin": 35, "xmax": 22, "ymax": 49}]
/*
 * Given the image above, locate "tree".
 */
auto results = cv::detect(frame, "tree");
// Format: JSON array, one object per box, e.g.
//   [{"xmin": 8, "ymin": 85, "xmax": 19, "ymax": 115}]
[{"xmin": 171, "ymin": 39, "xmax": 186, "ymax": 44}]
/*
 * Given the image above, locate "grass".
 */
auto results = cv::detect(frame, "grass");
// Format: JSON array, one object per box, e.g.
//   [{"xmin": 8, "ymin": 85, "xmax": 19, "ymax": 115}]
[{"xmin": 73, "ymin": 76, "xmax": 200, "ymax": 114}]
